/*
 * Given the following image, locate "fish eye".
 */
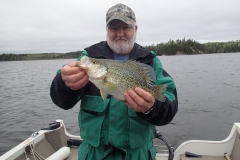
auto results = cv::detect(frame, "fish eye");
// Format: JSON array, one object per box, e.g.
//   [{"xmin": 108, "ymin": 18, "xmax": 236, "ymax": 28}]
[{"xmin": 92, "ymin": 61, "xmax": 96, "ymax": 64}]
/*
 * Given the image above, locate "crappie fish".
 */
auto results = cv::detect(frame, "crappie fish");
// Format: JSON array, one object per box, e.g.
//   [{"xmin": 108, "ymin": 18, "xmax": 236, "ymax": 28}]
[{"xmin": 77, "ymin": 56, "xmax": 167, "ymax": 102}]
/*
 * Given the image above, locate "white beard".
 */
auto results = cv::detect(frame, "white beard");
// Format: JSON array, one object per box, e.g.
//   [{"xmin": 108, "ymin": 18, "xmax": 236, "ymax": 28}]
[{"xmin": 107, "ymin": 33, "xmax": 136, "ymax": 54}]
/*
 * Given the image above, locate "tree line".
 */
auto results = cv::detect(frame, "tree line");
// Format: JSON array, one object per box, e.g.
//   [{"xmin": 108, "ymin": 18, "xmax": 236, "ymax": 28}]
[
  {"xmin": 144, "ymin": 38, "xmax": 240, "ymax": 56},
  {"xmin": 0, "ymin": 51, "xmax": 82, "ymax": 61},
  {"xmin": 0, "ymin": 38, "xmax": 240, "ymax": 61}
]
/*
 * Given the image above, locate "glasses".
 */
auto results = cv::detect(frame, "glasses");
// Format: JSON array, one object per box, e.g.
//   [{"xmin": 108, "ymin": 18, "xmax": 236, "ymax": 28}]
[{"xmin": 107, "ymin": 25, "xmax": 134, "ymax": 32}]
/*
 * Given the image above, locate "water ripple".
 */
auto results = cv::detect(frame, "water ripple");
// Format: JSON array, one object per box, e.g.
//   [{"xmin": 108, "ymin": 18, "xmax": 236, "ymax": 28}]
[{"xmin": 1, "ymin": 54, "xmax": 240, "ymax": 155}]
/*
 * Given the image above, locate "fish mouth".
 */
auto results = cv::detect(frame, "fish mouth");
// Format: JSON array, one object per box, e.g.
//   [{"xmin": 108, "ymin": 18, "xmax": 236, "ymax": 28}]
[{"xmin": 78, "ymin": 56, "xmax": 90, "ymax": 69}]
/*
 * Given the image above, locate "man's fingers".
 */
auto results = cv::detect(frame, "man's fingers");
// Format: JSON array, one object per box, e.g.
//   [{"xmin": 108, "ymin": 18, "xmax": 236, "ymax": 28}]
[
  {"xmin": 67, "ymin": 75, "xmax": 89, "ymax": 90},
  {"xmin": 124, "ymin": 88, "xmax": 155, "ymax": 112},
  {"xmin": 62, "ymin": 70, "xmax": 87, "ymax": 84},
  {"xmin": 60, "ymin": 61, "xmax": 89, "ymax": 90},
  {"xmin": 134, "ymin": 87, "xmax": 154, "ymax": 103}
]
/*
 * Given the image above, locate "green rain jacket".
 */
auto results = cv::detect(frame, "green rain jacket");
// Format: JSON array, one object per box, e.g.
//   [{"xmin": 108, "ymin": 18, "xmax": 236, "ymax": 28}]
[{"xmin": 50, "ymin": 41, "xmax": 178, "ymax": 160}]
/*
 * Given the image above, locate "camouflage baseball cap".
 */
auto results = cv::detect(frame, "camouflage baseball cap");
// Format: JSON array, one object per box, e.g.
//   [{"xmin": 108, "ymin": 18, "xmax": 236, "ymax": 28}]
[{"xmin": 106, "ymin": 3, "xmax": 136, "ymax": 25}]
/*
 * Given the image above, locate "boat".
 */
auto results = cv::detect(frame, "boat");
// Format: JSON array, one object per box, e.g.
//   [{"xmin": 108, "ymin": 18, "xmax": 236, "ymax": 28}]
[{"xmin": 0, "ymin": 119, "xmax": 239, "ymax": 160}]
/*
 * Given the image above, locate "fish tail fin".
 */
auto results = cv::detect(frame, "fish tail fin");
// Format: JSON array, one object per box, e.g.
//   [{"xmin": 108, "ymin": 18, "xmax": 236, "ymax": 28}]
[{"xmin": 153, "ymin": 84, "xmax": 168, "ymax": 102}]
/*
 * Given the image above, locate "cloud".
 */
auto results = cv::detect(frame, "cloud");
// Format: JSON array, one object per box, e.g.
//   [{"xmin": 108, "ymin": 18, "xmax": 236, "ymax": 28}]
[{"xmin": 0, "ymin": 0, "xmax": 239, "ymax": 53}]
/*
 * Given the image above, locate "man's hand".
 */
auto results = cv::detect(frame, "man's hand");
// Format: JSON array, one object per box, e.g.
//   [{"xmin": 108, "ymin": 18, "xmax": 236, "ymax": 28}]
[
  {"xmin": 124, "ymin": 87, "xmax": 155, "ymax": 113},
  {"xmin": 61, "ymin": 62, "xmax": 89, "ymax": 90}
]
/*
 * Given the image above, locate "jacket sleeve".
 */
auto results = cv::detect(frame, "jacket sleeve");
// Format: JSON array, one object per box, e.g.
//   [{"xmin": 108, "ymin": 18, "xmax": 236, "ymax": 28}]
[
  {"xmin": 136, "ymin": 57, "xmax": 178, "ymax": 126},
  {"xmin": 50, "ymin": 73, "xmax": 85, "ymax": 110}
]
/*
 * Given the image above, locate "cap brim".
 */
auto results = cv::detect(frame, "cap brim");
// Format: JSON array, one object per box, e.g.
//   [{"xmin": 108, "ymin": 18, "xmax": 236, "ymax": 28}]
[{"xmin": 106, "ymin": 15, "xmax": 132, "ymax": 25}]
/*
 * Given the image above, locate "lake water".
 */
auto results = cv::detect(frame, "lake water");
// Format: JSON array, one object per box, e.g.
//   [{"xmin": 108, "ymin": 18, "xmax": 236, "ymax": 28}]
[{"xmin": 0, "ymin": 53, "xmax": 240, "ymax": 156}]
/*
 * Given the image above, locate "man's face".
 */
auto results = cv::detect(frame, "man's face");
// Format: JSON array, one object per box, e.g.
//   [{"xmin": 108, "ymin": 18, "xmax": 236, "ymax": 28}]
[{"xmin": 106, "ymin": 19, "xmax": 138, "ymax": 55}]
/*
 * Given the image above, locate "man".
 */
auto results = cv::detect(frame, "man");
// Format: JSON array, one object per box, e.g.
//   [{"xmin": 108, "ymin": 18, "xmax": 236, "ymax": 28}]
[{"xmin": 50, "ymin": 3, "xmax": 178, "ymax": 160}]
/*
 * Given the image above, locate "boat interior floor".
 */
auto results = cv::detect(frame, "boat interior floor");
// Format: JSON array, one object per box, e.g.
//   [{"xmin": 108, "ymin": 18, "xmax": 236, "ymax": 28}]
[{"xmin": 14, "ymin": 123, "xmax": 240, "ymax": 160}]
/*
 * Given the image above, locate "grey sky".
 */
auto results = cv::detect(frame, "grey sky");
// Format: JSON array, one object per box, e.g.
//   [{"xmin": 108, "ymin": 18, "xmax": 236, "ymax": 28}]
[{"xmin": 0, "ymin": 0, "xmax": 239, "ymax": 54}]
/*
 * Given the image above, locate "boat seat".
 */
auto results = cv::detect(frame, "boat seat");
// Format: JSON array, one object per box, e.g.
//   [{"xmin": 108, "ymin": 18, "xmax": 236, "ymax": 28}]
[{"xmin": 181, "ymin": 131, "xmax": 240, "ymax": 160}]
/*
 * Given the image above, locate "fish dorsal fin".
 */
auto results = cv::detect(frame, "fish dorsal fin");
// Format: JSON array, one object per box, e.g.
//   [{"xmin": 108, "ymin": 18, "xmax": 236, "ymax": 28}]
[{"xmin": 125, "ymin": 60, "xmax": 156, "ymax": 85}]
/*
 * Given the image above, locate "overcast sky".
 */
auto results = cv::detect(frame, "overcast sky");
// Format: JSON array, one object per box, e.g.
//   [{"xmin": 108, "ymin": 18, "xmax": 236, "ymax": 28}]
[{"xmin": 0, "ymin": 0, "xmax": 239, "ymax": 54}]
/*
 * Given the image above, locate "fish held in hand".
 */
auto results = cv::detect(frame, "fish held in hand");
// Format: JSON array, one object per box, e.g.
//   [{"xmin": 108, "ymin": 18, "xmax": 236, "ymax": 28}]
[{"xmin": 77, "ymin": 56, "xmax": 167, "ymax": 102}]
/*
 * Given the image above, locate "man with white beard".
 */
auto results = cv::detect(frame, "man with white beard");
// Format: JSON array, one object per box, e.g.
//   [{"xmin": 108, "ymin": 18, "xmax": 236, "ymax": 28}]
[{"xmin": 50, "ymin": 3, "xmax": 178, "ymax": 160}]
